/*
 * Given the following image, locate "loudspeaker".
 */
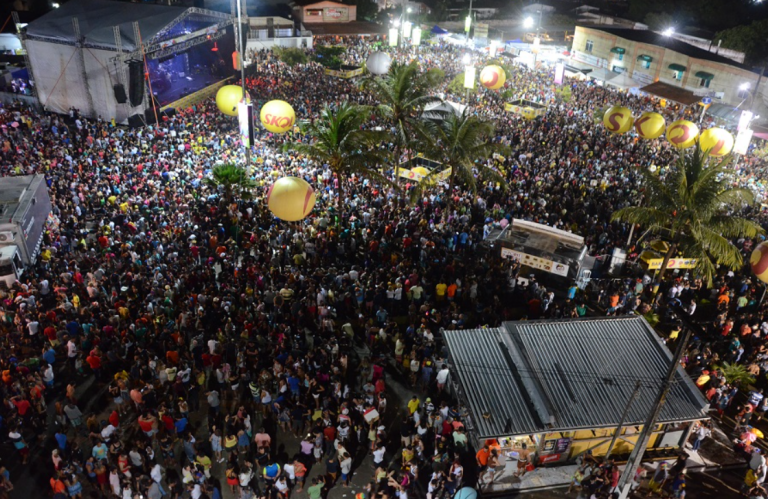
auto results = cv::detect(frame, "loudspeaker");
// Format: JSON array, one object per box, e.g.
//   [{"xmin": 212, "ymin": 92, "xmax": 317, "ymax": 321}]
[
  {"xmin": 144, "ymin": 108, "xmax": 158, "ymax": 125},
  {"xmin": 113, "ymin": 83, "xmax": 127, "ymax": 104},
  {"xmin": 128, "ymin": 60, "xmax": 145, "ymax": 106},
  {"xmin": 127, "ymin": 113, "xmax": 145, "ymax": 128}
]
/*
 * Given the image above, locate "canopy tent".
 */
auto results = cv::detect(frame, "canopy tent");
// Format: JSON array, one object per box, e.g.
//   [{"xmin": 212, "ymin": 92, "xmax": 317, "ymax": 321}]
[
  {"xmin": 706, "ymin": 102, "xmax": 768, "ymax": 131},
  {"xmin": 605, "ymin": 72, "xmax": 640, "ymax": 90},
  {"xmin": 423, "ymin": 100, "xmax": 466, "ymax": 120},
  {"xmin": 431, "ymin": 25, "xmax": 449, "ymax": 35},
  {"xmin": 587, "ymin": 67, "xmax": 614, "ymax": 82}
]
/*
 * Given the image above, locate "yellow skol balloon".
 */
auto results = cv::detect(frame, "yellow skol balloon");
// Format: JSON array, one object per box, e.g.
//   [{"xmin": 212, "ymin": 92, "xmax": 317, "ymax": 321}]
[
  {"xmin": 752, "ymin": 241, "xmax": 768, "ymax": 284},
  {"xmin": 267, "ymin": 177, "xmax": 316, "ymax": 222},
  {"xmin": 698, "ymin": 127, "xmax": 734, "ymax": 157},
  {"xmin": 634, "ymin": 112, "xmax": 666, "ymax": 140},
  {"xmin": 480, "ymin": 65, "xmax": 506, "ymax": 90},
  {"xmin": 603, "ymin": 105, "xmax": 634, "ymax": 134},
  {"xmin": 215, "ymin": 85, "xmax": 247, "ymax": 117},
  {"xmin": 666, "ymin": 120, "xmax": 699, "ymax": 149},
  {"xmin": 260, "ymin": 100, "xmax": 296, "ymax": 133}
]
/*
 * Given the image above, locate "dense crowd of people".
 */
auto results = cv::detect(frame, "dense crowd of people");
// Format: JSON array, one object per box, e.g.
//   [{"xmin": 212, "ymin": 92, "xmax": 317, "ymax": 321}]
[{"xmin": 0, "ymin": 34, "xmax": 766, "ymax": 499}]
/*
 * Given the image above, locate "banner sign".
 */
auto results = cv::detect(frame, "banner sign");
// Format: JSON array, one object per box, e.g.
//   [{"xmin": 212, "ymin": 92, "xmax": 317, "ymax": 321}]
[
  {"xmin": 554, "ymin": 62, "xmax": 564, "ymax": 85},
  {"xmin": 501, "ymin": 247, "xmax": 569, "ymax": 276},
  {"xmin": 646, "ymin": 258, "xmax": 698, "ymax": 270}
]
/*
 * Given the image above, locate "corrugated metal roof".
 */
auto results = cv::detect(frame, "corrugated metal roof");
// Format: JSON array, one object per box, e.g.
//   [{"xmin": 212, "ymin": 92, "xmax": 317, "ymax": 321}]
[{"xmin": 444, "ymin": 316, "xmax": 709, "ymax": 439}]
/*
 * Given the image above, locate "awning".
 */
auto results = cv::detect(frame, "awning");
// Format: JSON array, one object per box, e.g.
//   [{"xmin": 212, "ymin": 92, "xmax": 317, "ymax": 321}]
[
  {"xmin": 695, "ymin": 71, "xmax": 714, "ymax": 80},
  {"xmin": 637, "ymin": 54, "xmax": 653, "ymax": 62},
  {"xmin": 565, "ymin": 64, "xmax": 592, "ymax": 74},
  {"xmin": 668, "ymin": 63, "xmax": 687, "ymax": 72},
  {"xmin": 610, "ymin": 47, "xmax": 625, "ymax": 54},
  {"xmin": 639, "ymin": 81, "xmax": 702, "ymax": 106},
  {"xmin": 431, "ymin": 25, "xmax": 449, "ymax": 35}
]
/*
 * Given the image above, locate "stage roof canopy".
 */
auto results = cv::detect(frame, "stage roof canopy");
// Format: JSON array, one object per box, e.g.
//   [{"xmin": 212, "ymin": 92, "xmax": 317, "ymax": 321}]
[
  {"xmin": 26, "ymin": 0, "xmax": 225, "ymax": 50},
  {"xmin": 443, "ymin": 316, "xmax": 709, "ymax": 438}
]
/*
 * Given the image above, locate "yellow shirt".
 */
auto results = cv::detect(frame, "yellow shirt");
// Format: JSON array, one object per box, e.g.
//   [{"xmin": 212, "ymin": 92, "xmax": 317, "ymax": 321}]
[
  {"xmin": 407, "ymin": 399, "xmax": 420, "ymax": 414},
  {"xmin": 435, "ymin": 283, "xmax": 447, "ymax": 296}
]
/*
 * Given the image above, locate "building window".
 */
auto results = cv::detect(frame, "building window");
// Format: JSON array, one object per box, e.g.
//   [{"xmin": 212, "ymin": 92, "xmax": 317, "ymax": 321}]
[
  {"xmin": 612, "ymin": 65, "xmax": 625, "ymax": 74},
  {"xmin": 641, "ymin": 60, "xmax": 651, "ymax": 69},
  {"xmin": 699, "ymin": 78, "xmax": 710, "ymax": 88},
  {"xmin": 585, "ymin": 40, "xmax": 593, "ymax": 53},
  {"xmin": 672, "ymin": 70, "xmax": 682, "ymax": 81},
  {"xmin": 617, "ymin": 53, "xmax": 623, "ymax": 61}
]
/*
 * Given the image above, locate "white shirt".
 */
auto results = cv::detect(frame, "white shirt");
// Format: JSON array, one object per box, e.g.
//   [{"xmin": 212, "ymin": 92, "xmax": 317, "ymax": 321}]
[
  {"xmin": 151, "ymin": 464, "xmax": 164, "ymax": 483},
  {"xmin": 27, "ymin": 321, "xmax": 39, "ymax": 335},
  {"xmin": 436, "ymin": 369, "xmax": 450, "ymax": 384},
  {"xmin": 373, "ymin": 447, "xmax": 386, "ymax": 464},
  {"xmin": 43, "ymin": 365, "xmax": 54, "ymax": 383}
]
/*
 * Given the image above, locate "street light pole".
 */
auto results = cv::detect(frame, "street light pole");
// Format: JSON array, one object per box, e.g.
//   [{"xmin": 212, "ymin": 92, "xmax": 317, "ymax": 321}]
[
  {"xmin": 235, "ymin": 0, "xmax": 252, "ymax": 176},
  {"xmin": 465, "ymin": 0, "xmax": 473, "ymax": 44}
]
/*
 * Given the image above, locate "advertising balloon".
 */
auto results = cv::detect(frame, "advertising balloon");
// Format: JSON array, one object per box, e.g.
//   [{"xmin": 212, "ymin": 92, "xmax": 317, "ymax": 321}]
[
  {"xmin": 215, "ymin": 85, "xmax": 247, "ymax": 116},
  {"xmin": 603, "ymin": 105, "xmax": 633, "ymax": 134},
  {"xmin": 666, "ymin": 120, "xmax": 699, "ymax": 149},
  {"xmin": 634, "ymin": 112, "xmax": 666, "ymax": 140},
  {"xmin": 479, "ymin": 65, "xmax": 506, "ymax": 90},
  {"xmin": 260, "ymin": 100, "xmax": 296, "ymax": 133},
  {"xmin": 366, "ymin": 51, "xmax": 392, "ymax": 75},
  {"xmin": 752, "ymin": 242, "xmax": 768, "ymax": 283},
  {"xmin": 698, "ymin": 127, "xmax": 734, "ymax": 157},
  {"xmin": 267, "ymin": 177, "xmax": 316, "ymax": 222}
]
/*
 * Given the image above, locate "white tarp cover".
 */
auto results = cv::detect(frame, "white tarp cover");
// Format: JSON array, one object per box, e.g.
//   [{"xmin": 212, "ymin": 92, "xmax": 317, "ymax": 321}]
[
  {"xmin": 26, "ymin": 0, "xmax": 187, "ymax": 50},
  {"xmin": 587, "ymin": 67, "xmax": 614, "ymax": 82},
  {"xmin": 26, "ymin": 39, "xmax": 146, "ymax": 121},
  {"xmin": 423, "ymin": 100, "xmax": 466, "ymax": 120},
  {"xmin": 605, "ymin": 72, "xmax": 640, "ymax": 89}
]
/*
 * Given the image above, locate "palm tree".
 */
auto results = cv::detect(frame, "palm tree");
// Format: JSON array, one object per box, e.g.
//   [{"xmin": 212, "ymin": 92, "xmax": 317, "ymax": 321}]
[
  {"xmin": 362, "ymin": 61, "xmax": 444, "ymax": 178},
  {"xmin": 204, "ymin": 163, "xmax": 256, "ymax": 204},
  {"xmin": 416, "ymin": 110, "xmax": 507, "ymax": 210},
  {"xmin": 611, "ymin": 145, "xmax": 764, "ymax": 290},
  {"xmin": 716, "ymin": 362, "xmax": 756, "ymax": 387},
  {"xmin": 290, "ymin": 102, "xmax": 391, "ymax": 203}
]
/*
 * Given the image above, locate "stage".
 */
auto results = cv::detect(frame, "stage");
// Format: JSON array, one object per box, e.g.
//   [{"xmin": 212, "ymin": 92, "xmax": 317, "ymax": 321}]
[{"xmin": 147, "ymin": 25, "xmax": 236, "ymax": 108}]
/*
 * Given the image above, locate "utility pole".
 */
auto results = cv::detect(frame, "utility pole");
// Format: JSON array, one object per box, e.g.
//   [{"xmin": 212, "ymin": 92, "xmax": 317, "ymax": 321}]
[
  {"xmin": 605, "ymin": 380, "xmax": 642, "ymax": 459},
  {"xmin": 615, "ymin": 327, "xmax": 692, "ymax": 499}
]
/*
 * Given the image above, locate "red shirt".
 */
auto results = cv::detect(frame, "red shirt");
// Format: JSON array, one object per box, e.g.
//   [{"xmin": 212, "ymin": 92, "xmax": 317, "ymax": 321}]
[
  {"xmin": 138, "ymin": 417, "xmax": 154, "ymax": 433},
  {"xmin": 44, "ymin": 326, "xmax": 57, "ymax": 341},
  {"xmin": 162, "ymin": 414, "xmax": 174, "ymax": 431},
  {"xmin": 109, "ymin": 410, "xmax": 120, "ymax": 428},
  {"xmin": 13, "ymin": 398, "xmax": 31, "ymax": 416},
  {"xmin": 86, "ymin": 354, "xmax": 102, "ymax": 370}
]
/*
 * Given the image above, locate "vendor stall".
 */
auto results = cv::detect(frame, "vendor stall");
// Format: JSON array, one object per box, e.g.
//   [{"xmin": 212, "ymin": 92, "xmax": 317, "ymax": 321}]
[
  {"xmin": 443, "ymin": 316, "xmax": 709, "ymax": 493},
  {"xmin": 504, "ymin": 99, "xmax": 547, "ymax": 119}
]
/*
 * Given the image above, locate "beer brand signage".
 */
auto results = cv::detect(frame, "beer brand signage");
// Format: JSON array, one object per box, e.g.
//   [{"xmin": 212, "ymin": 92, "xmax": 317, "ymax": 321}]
[{"xmin": 501, "ymin": 247, "xmax": 570, "ymax": 277}]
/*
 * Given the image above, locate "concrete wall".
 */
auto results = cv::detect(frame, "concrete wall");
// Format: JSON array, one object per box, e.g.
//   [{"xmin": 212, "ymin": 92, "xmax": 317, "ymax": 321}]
[{"xmin": 246, "ymin": 36, "xmax": 313, "ymax": 51}]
